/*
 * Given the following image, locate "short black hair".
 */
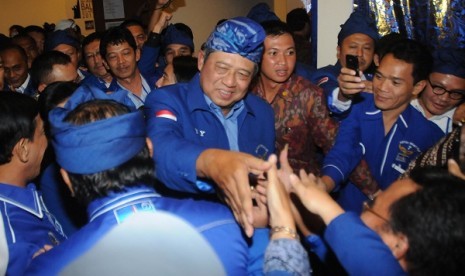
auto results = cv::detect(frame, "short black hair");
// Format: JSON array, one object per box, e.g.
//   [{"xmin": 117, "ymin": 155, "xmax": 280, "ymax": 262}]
[
  {"xmin": 381, "ymin": 39, "xmax": 432, "ymax": 84},
  {"xmin": 11, "ymin": 33, "xmax": 38, "ymax": 48},
  {"xmin": 172, "ymin": 55, "xmax": 198, "ymax": 83},
  {"xmin": 0, "ymin": 91, "xmax": 39, "ymax": 165},
  {"xmin": 389, "ymin": 179, "xmax": 465, "ymax": 275},
  {"xmin": 64, "ymin": 100, "xmax": 155, "ymax": 206},
  {"xmin": 375, "ymin": 32, "xmax": 405, "ymax": 60},
  {"xmin": 286, "ymin": 8, "xmax": 310, "ymax": 32},
  {"xmin": 0, "ymin": 44, "xmax": 28, "ymax": 62},
  {"xmin": 120, "ymin": 19, "xmax": 146, "ymax": 30},
  {"xmin": 82, "ymin": 31, "xmax": 103, "ymax": 51},
  {"xmin": 30, "ymin": 50, "xmax": 72, "ymax": 87},
  {"xmin": 23, "ymin": 25, "xmax": 46, "ymax": 36},
  {"xmin": 38, "ymin": 81, "xmax": 79, "ymax": 138},
  {"xmin": 100, "ymin": 27, "xmax": 137, "ymax": 60},
  {"xmin": 261, "ymin": 20, "xmax": 293, "ymax": 37}
]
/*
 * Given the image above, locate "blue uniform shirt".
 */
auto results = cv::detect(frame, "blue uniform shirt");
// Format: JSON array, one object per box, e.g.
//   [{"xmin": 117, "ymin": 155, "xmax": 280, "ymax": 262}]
[
  {"xmin": 323, "ymin": 93, "xmax": 444, "ymax": 212},
  {"xmin": 0, "ymin": 183, "xmax": 66, "ymax": 275},
  {"xmin": 26, "ymin": 186, "xmax": 250, "ymax": 275},
  {"xmin": 144, "ymin": 73, "xmax": 276, "ymax": 194}
]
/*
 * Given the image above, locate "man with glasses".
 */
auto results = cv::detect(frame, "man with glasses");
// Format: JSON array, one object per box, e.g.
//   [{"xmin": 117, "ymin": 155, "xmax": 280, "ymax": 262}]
[{"xmin": 410, "ymin": 48, "xmax": 465, "ymax": 134}]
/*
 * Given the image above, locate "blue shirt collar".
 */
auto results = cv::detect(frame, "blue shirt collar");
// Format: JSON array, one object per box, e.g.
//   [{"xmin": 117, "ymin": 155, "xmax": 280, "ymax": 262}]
[
  {"xmin": 0, "ymin": 183, "xmax": 44, "ymax": 218},
  {"xmin": 87, "ymin": 186, "xmax": 160, "ymax": 222}
]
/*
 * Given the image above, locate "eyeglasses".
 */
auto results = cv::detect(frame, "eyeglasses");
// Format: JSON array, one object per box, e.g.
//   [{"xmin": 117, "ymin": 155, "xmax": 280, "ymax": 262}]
[
  {"xmin": 428, "ymin": 79, "xmax": 465, "ymax": 101},
  {"xmin": 362, "ymin": 201, "xmax": 389, "ymax": 223}
]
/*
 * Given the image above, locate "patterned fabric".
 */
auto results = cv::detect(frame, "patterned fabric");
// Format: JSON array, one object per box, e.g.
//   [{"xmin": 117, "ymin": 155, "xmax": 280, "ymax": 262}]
[
  {"xmin": 264, "ymin": 238, "xmax": 311, "ymax": 276},
  {"xmin": 354, "ymin": 0, "xmax": 465, "ymax": 49},
  {"xmin": 204, "ymin": 17, "xmax": 265, "ymax": 63},
  {"xmin": 403, "ymin": 125, "xmax": 462, "ymax": 178},
  {"xmin": 252, "ymin": 74, "xmax": 338, "ymax": 174}
]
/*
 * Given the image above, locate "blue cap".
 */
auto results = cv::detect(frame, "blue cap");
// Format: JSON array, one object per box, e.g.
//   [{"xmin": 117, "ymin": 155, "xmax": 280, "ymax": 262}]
[
  {"xmin": 162, "ymin": 24, "xmax": 195, "ymax": 52},
  {"xmin": 204, "ymin": 17, "xmax": 265, "ymax": 63},
  {"xmin": 49, "ymin": 84, "xmax": 143, "ymax": 174},
  {"xmin": 45, "ymin": 30, "xmax": 80, "ymax": 51},
  {"xmin": 337, "ymin": 11, "xmax": 379, "ymax": 45},
  {"xmin": 247, "ymin": 3, "xmax": 280, "ymax": 24},
  {"xmin": 432, "ymin": 48, "xmax": 465, "ymax": 79}
]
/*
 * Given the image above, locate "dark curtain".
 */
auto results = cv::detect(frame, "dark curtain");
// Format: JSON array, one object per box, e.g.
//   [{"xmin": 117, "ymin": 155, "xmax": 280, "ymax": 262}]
[{"xmin": 353, "ymin": 0, "xmax": 465, "ymax": 49}]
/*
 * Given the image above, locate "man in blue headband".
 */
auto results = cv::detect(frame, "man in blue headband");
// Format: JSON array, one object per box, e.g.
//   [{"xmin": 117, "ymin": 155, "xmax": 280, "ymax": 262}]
[
  {"xmin": 145, "ymin": 17, "xmax": 274, "ymax": 252},
  {"xmin": 162, "ymin": 23, "xmax": 194, "ymax": 65},
  {"xmin": 311, "ymin": 10, "xmax": 379, "ymax": 119},
  {"xmin": 0, "ymin": 92, "xmax": 66, "ymax": 275},
  {"xmin": 46, "ymin": 30, "xmax": 88, "ymax": 82},
  {"xmin": 410, "ymin": 48, "xmax": 465, "ymax": 133},
  {"xmin": 26, "ymin": 99, "xmax": 254, "ymax": 275}
]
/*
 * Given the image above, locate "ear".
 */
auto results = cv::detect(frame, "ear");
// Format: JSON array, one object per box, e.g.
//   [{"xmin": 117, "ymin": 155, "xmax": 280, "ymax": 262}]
[
  {"xmin": 37, "ymin": 83, "xmax": 47, "ymax": 93},
  {"xmin": 412, "ymin": 80, "xmax": 426, "ymax": 97},
  {"xmin": 135, "ymin": 48, "xmax": 141, "ymax": 62},
  {"xmin": 102, "ymin": 59, "xmax": 110, "ymax": 71},
  {"xmin": 448, "ymin": 159, "xmax": 465, "ymax": 180},
  {"xmin": 14, "ymin": 138, "xmax": 29, "ymax": 163},
  {"xmin": 374, "ymin": 54, "xmax": 380, "ymax": 67},
  {"xmin": 392, "ymin": 233, "xmax": 409, "ymax": 261},
  {"xmin": 336, "ymin": 46, "xmax": 341, "ymax": 62},
  {"xmin": 197, "ymin": 50, "xmax": 205, "ymax": 71},
  {"xmin": 145, "ymin": 137, "xmax": 154, "ymax": 158},
  {"xmin": 60, "ymin": 168, "xmax": 75, "ymax": 197}
]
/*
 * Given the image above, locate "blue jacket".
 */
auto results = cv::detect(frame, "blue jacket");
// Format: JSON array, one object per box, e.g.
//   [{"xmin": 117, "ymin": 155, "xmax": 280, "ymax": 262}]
[
  {"xmin": 311, "ymin": 62, "xmax": 373, "ymax": 120},
  {"xmin": 144, "ymin": 73, "xmax": 276, "ymax": 194},
  {"xmin": 0, "ymin": 183, "xmax": 66, "ymax": 275},
  {"xmin": 324, "ymin": 93, "xmax": 443, "ymax": 189},
  {"xmin": 80, "ymin": 74, "xmax": 119, "ymax": 93},
  {"xmin": 323, "ymin": 93, "xmax": 444, "ymax": 211},
  {"xmin": 324, "ymin": 213, "xmax": 407, "ymax": 275},
  {"xmin": 26, "ymin": 186, "xmax": 250, "ymax": 275}
]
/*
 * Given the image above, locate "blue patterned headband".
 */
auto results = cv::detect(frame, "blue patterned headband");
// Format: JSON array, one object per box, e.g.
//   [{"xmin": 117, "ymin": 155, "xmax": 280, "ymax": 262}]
[{"xmin": 204, "ymin": 17, "xmax": 265, "ymax": 63}]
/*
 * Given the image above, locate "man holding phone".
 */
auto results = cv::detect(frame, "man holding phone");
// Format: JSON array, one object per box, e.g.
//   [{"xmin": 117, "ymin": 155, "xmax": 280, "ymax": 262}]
[
  {"xmin": 311, "ymin": 10, "xmax": 378, "ymax": 120},
  {"xmin": 319, "ymin": 39, "xmax": 444, "ymax": 213}
]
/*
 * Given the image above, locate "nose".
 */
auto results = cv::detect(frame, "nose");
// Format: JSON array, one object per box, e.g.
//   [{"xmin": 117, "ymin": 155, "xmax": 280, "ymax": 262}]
[
  {"xmin": 437, "ymin": 91, "xmax": 450, "ymax": 101},
  {"xmin": 376, "ymin": 78, "xmax": 388, "ymax": 92},
  {"xmin": 222, "ymin": 70, "xmax": 237, "ymax": 87},
  {"xmin": 277, "ymin": 53, "xmax": 286, "ymax": 65},
  {"xmin": 116, "ymin": 54, "xmax": 124, "ymax": 64}
]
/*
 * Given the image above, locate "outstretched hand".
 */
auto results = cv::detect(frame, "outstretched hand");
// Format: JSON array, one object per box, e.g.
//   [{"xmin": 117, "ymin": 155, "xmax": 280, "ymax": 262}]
[
  {"xmin": 290, "ymin": 171, "xmax": 344, "ymax": 225},
  {"xmin": 266, "ymin": 154, "xmax": 295, "ymax": 231},
  {"xmin": 196, "ymin": 149, "xmax": 272, "ymax": 237}
]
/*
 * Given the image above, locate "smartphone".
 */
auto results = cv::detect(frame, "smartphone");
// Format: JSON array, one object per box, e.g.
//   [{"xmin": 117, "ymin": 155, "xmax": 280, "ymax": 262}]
[{"xmin": 345, "ymin": 54, "xmax": 360, "ymax": 77}]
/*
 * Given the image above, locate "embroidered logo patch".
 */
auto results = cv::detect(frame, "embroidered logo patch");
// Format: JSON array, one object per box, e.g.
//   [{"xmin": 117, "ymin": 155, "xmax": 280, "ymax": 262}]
[{"xmin": 395, "ymin": 141, "xmax": 421, "ymax": 163}]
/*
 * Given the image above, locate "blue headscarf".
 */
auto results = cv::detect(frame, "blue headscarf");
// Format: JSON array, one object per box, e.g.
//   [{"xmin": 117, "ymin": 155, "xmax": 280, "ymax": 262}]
[
  {"xmin": 49, "ymin": 84, "xmax": 145, "ymax": 174},
  {"xmin": 162, "ymin": 24, "xmax": 195, "ymax": 52},
  {"xmin": 432, "ymin": 48, "xmax": 465, "ymax": 79},
  {"xmin": 204, "ymin": 17, "xmax": 265, "ymax": 63},
  {"xmin": 247, "ymin": 3, "xmax": 280, "ymax": 24},
  {"xmin": 45, "ymin": 30, "xmax": 80, "ymax": 51},
  {"xmin": 337, "ymin": 10, "xmax": 379, "ymax": 45}
]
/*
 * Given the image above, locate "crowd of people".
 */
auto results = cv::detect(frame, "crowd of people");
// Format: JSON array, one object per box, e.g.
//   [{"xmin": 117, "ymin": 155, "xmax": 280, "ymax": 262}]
[{"xmin": 1, "ymin": 1, "xmax": 465, "ymax": 275}]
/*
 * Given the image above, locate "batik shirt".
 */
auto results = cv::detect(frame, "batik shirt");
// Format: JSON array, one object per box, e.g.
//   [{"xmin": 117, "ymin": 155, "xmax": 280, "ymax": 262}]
[{"xmin": 252, "ymin": 74, "xmax": 338, "ymax": 174}]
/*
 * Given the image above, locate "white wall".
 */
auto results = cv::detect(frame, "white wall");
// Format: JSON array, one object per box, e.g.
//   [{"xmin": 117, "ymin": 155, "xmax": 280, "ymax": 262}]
[{"xmin": 317, "ymin": 0, "xmax": 353, "ymax": 68}]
